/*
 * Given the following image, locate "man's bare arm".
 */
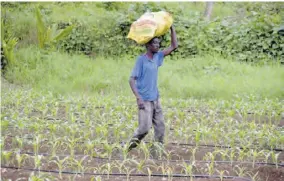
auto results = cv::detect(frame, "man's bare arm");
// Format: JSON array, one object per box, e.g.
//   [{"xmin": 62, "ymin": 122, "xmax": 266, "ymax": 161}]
[
  {"xmin": 162, "ymin": 26, "xmax": 178, "ymax": 57},
  {"xmin": 129, "ymin": 77, "xmax": 145, "ymax": 109}
]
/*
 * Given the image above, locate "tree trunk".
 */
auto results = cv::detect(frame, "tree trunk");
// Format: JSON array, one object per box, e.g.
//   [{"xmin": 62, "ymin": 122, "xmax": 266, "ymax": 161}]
[{"xmin": 204, "ymin": 2, "xmax": 214, "ymax": 20}]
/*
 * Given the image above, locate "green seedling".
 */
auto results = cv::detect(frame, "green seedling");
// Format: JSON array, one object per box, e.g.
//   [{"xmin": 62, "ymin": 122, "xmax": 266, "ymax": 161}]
[
  {"xmin": 189, "ymin": 147, "xmax": 198, "ymax": 162},
  {"xmin": 100, "ymin": 163, "xmax": 113, "ymax": 179},
  {"xmin": 1, "ymin": 150, "xmax": 13, "ymax": 165},
  {"xmin": 16, "ymin": 153, "xmax": 28, "ymax": 168},
  {"xmin": 33, "ymin": 155, "xmax": 43, "ymax": 171},
  {"xmin": 271, "ymin": 152, "xmax": 280, "ymax": 169},
  {"xmin": 72, "ymin": 155, "xmax": 89, "ymax": 175},
  {"xmin": 84, "ymin": 139, "xmax": 96, "ymax": 158},
  {"xmin": 217, "ymin": 169, "xmax": 229, "ymax": 181},
  {"xmin": 234, "ymin": 165, "xmax": 247, "ymax": 177},
  {"xmin": 250, "ymin": 149, "xmax": 263, "ymax": 168},
  {"xmin": 49, "ymin": 156, "xmax": 70, "ymax": 179},
  {"xmin": 180, "ymin": 160, "xmax": 195, "ymax": 181},
  {"xmin": 147, "ymin": 167, "xmax": 152, "ymax": 181},
  {"xmin": 248, "ymin": 171, "xmax": 260, "ymax": 181},
  {"xmin": 204, "ymin": 152, "xmax": 215, "ymax": 176},
  {"xmin": 131, "ymin": 159, "xmax": 146, "ymax": 174},
  {"xmin": 33, "ymin": 135, "xmax": 42, "ymax": 156},
  {"xmin": 91, "ymin": 176, "xmax": 102, "ymax": 181},
  {"xmin": 229, "ymin": 149, "xmax": 236, "ymax": 166}
]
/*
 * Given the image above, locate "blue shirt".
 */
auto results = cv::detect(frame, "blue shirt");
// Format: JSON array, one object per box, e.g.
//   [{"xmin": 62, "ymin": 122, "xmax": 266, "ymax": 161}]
[{"xmin": 130, "ymin": 51, "xmax": 164, "ymax": 101}]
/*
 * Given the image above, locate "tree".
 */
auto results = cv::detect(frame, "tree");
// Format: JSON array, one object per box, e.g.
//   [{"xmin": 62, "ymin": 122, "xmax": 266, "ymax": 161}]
[{"xmin": 204, "ymin": 2, "xmax": 214, "ymax": 20}]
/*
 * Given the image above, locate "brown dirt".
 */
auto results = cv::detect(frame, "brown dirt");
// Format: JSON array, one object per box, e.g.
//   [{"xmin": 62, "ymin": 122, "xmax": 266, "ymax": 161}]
[
  {"xmin": 0, "ymin": 167, "xmax": 250, "ymax": 181},
  {"xmin": 1, "ymin": 146, "xmax": 283, "ymax": 181},
  {"xmin": 3, "ymin": 135, "xmax": 283, "ymax": 164},
  {"xmin": 253, "ymin": 166, "xmax": 284, "ymax": 181},
  {"xmin": 1, "ymin": 166, "xmax": 282, "ymax": 181}
]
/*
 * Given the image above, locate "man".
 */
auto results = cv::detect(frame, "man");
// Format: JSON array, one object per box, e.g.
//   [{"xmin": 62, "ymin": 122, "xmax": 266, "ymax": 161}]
[{"xmin": 128, "ymin": 25, "xmax": 178, "ymax": 152}]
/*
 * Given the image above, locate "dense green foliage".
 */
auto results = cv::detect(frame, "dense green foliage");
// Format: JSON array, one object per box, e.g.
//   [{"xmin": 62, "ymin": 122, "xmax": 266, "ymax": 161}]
[
  {"xmin": 1, "ymin": 2, "xmax": 283, "ymax": 62},
  {"xmin": 1, "ymin": 2, "xmax": 284, "ymax": 99}
]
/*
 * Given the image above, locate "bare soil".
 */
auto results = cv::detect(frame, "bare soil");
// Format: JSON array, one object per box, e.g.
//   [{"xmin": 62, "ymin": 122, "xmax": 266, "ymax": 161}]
[{"xmin": 1, "ymin": 166, "xmax": 283, "ymax": 181}]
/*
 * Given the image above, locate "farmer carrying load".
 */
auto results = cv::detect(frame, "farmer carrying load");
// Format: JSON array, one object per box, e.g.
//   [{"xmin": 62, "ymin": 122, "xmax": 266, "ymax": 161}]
[{"xmin": 127, "ymin": 11, "xmax": 178, "ymax": 153}]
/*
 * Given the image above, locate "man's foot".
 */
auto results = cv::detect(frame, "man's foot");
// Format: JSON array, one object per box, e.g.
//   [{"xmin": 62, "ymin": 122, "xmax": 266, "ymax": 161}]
[{"xmin": 127, "ymin": 139, "xmax": 140, "ymax": 152}]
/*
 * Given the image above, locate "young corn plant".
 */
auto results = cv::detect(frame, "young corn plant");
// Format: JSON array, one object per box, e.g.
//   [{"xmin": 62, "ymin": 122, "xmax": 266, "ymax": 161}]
[
  {"xmin": 236, "ymin": 147, "xmax": 248, "ymax": 162},
  {"xmin": 91, "ymin": 176, "xmax": 102, "ymax": 181},
  {"xmin": 13, "ymin": 136, "xmax": 24, "ymax": 150},
  {"xmin": 147, "ymin": 167, "xmax": 152, "ymax": 181},
  {"xmin": 112, "ymin": 160, "xmax": 127, "ymax": 174},
  {"xmin": 65, "ymin": 137, "xmax": 81, "ymax": 158},
  {"xmin": 83, "ymin": 139, "xmax": 96, "ymax": 158},
  {"xmin": 48, "ymin": 123, "xmax": 57, "ymax": 135},
  {"xmin": 124, "ymin": 166, "xmax": 136, "ymax": 181},
  {"xmin": 164, "ymin": 150, "xmax": 178, "ymax": 164},
  {"xmin": 157, "ymin": 162, "xmax": 167, "ymax": 176},
  {"xmin": 180, "ymin": 160, "xmax": 195, "ymax": 181},
  {"xmin": 39, "ymin": 104, "xmax": 49, "ymax": 120},
  {"xmin": 16, "ymin": 153, "xmax": 28, "ymax": 168},
  {"xmin": 250, "ymin": 149, "xmax": 262, "ymax": 168},
  {"xmin": 271, "ymin": 152, "xmax": 280, "ymax": 169},
  {"xmin": 119, "ymin": 143, "xmax": 130, "ymax": 160},
  {"xmin": 100, "ymin": 163, "xmax": 113, "ymax": 179},
  {"xmin": 229, "ymin": 149, "xmax": 236, "ymax": 166},
  {"xmin": 30, "ymin": 121, "xmax": 42, "ymax": 133},
  {"xmin": 150, "ymin": 142, "xmax": 166, "ymax": 160},
  {"xmin": 49, "ymin": 156, "xmax": 70, "ymax": 179},
  {"xmin": 50, "ymin": 102, "xmax": 59, "ymax": 118},
  {"xmin": 28, "ymin": 171, "xmax": 55, "ymax": 181},
  {"xmin": 72, "ymin": 155, "xmax": 89, "ymax": 175},
  {"xmin": 234, "ymin": 165, "xmax": 248, "ymax": 177},
  {"xmin": 102, "ymin": 141, "xmax": 118, "ymax": 160},
  {"xmin": 48, "ymin": 138, "xmax": 62, "ymax": 158},
  {"xmin": 95, "ymin": 125, "xmax": 109, "ymax": 140},
  {"xmin": 131, "ymin": 159, "xmax": 147, "ymax": 174},
  {"xmin": 217, "ymin": 169, "xmax": 229, "ymax": 181},
  {"xmin": 33, "ymin": 155, "xmax": 43, "ymax": 172},
  {"xmin": 204, "ymin": 152, "xmax": 215, "ymax": 176},
  {"xmin": 248, "ymin": 171, "xmax": 260, "ymax": 181},
  {"xmin": 188, "ymin": 147, "xmax": 198, "ymax": 162},
  {"xmin": 195, "ymin": 127, "xmax": 201, "ymax": 146},
  {"xmin": 166, "ymin": 165, "xmax": 174, "ymax": 181},
  {"xmin": 263, "ymin": 150, "xmax": 272, "ymax": 164},
  {"xmin": 33, "ymin": 135, "xmax": 42, "ymax": 156},
  {"xmin": 1, "ymin": 150, "xmax": 13, "ymax": 165},
  {"xmin": 139, "ymin": 142, "xmax": 151, "ymax": 160},
  {"xmin": 1, "ymin": 120, "xmax": 10, "ymax": 133}
]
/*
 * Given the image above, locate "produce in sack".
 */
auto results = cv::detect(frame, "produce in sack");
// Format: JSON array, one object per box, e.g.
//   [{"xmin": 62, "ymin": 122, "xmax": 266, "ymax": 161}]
[
  {"xmin": 154, "ymin": 11, "xmax": 173, "ymax": 37},
  {"xmin": 127, "ymin": 13, "xmax": 157, "ymax": 45},
  {"xmin": 127, "ymin": 11, "xmax": 173, "ymax": 44}
]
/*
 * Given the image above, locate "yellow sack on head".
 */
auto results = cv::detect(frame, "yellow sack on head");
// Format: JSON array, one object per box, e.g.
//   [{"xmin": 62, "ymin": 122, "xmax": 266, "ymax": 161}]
[
  {"xmin": 127, "ymin": 13, "xmax": 158, "ymax": 45},
  {"xmin": 153, "ymin": 11, "xmax": 173, "ymax": 37},
  {"xmin": 127, "ymin": 11, "xmax": 173, "ymax": 44}
]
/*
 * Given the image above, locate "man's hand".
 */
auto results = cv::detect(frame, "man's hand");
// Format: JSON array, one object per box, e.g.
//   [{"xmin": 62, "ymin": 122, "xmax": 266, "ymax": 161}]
[{"xmin": 137, "ymin": 98, "xmax": 145, "ymax": 109}]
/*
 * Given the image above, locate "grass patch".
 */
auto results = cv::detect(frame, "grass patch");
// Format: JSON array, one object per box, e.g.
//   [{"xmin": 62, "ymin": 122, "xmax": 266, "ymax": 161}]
[{"xmin": 4, "ymin": 46, "xmax": 284, "ymax": 100}]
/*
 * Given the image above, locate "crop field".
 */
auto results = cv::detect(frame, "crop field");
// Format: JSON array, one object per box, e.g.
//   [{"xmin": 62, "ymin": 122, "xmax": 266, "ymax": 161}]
[
  {"xmin": 1, "ymin": 82, "xmax": 283, "ymax": 181},
  {"xmin": 1, "ymin": 2, "xmax": 284, "ymax": 181}
]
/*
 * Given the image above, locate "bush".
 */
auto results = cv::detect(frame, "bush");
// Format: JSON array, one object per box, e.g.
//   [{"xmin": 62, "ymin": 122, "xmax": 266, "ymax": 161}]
[{"xmin": 2, "ymin": 2, "xmax": 283, "ymax": 63}]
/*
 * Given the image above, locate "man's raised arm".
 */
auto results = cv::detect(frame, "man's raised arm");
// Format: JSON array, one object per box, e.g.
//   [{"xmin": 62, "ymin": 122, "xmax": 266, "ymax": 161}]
[{"xmin": 162, "ymin": 26, "xmax": 178, "ymax": 57}]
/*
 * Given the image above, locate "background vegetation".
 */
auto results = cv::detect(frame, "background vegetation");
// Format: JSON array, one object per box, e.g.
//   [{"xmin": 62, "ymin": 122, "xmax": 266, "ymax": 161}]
[{"xmin": 1, "ymin": 2, "xmax": 284, "ymax": 100}]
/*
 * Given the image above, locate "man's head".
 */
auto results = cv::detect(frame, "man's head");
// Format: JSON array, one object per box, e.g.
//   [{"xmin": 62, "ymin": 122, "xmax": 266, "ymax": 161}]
[{"xmin": 146, "ymin": 37, "xmax": 161, "ymax": 53}]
